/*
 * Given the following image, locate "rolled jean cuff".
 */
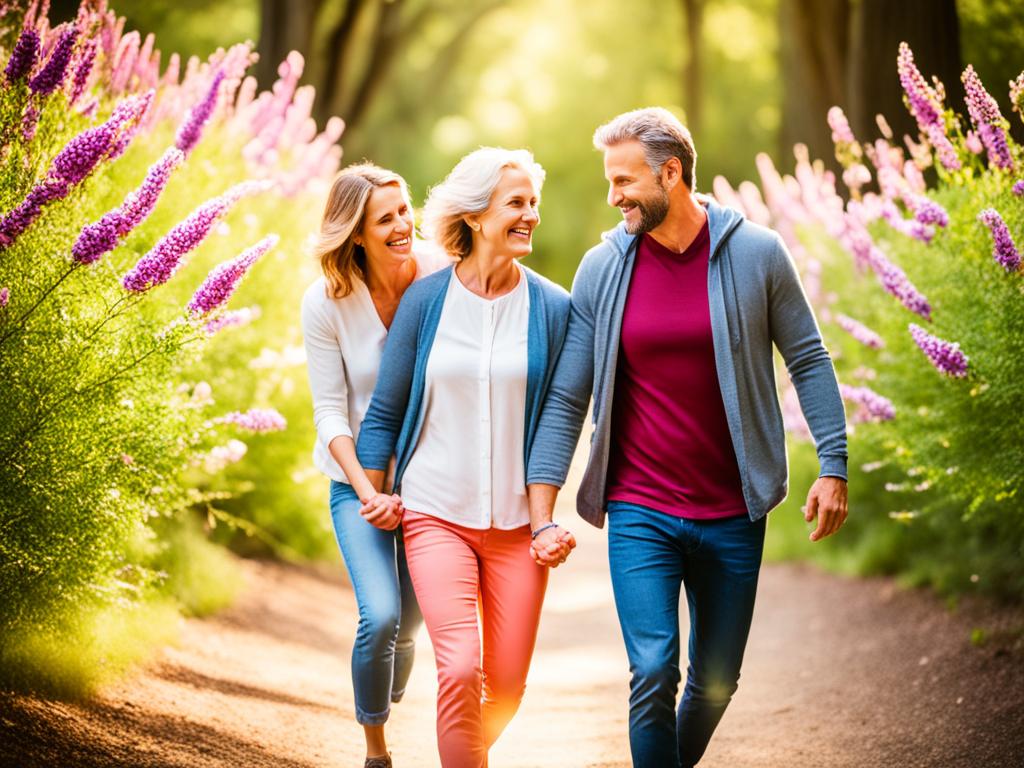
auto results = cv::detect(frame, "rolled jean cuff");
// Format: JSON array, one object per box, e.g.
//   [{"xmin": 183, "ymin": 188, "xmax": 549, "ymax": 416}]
[
  {"xmin": 390, "ymin": 686, "xmax": 406, "ymax": 704},
  {"xmin": 355, "ymin": 704, "xmax": 390, "ymax": 726}
]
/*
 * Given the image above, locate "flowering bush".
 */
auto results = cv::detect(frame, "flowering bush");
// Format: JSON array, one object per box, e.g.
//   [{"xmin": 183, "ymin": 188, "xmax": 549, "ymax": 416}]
[
  {"xmin": 715, "ymin": 44, "xmax": 1024, "ymax": 598},
  {"xmin": 0, "ymin": 0, "xmax": 341, "ymax": 686}
]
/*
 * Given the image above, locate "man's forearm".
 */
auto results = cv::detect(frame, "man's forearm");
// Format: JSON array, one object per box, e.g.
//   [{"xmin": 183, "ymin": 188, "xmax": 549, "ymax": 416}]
[{"xmin": 527, "ymin": 482, "xmax": 561, "ymax": 531}]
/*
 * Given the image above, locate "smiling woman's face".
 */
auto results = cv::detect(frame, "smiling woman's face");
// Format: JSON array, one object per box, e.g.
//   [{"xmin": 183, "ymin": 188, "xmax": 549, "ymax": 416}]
[
  {"xmin": 359, "ymin": 183, "xmax": 415, "ymax": 266},
  {"xmin": 470, "ymin": 166, "xmax": 541, "ymax": 259}
]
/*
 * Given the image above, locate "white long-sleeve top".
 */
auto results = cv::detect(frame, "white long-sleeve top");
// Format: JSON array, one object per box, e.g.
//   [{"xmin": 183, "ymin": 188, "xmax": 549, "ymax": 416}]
[
  {"xmin": 301, "ymin": 249, "xmax": 448, "ymax": 483},
  {"xmin": 400, "ymin": 265, "xmax": 530, "ymax": 529}
]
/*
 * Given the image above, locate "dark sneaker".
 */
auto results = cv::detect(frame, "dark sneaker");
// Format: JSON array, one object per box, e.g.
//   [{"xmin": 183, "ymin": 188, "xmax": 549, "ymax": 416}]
[{"xmin": 364, "ymin": 755, "xmax": 392, "ymax": 768}]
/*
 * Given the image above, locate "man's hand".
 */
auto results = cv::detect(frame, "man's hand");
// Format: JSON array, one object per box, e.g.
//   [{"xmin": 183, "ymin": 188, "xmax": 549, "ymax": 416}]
[
  {"xmin": 803, "ymin": 476, "xmax": 848, "ymax": 542},
  {"xmin": 359, "ymin": 492, "xmax": 404, "ymax": 531},
  {"xmin": 530, "ymin": 526, "xmax": 577, "ymax": 568}
]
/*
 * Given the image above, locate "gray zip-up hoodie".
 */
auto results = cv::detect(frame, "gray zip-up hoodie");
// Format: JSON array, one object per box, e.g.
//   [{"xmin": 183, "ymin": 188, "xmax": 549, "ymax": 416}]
[{"xmin": 525, "ymin": 195, "xmax": 847, "ymax": 528}]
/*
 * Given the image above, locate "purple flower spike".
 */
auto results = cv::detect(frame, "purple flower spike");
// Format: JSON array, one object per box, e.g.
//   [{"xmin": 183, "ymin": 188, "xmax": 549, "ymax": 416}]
[
  {"xmin": 836, "ymin": 313, "xmax": 885, "ymax": 349},
  {"xmin": 0, "ymin": 93, "xmax": 152, "ymax": 251},
  {"xmin": 21, "ymin": 103, "xmax": 39, "ymax": 142},
  {"xmin": 49, "ymin": 124, "xmax": 117, "ymax": 185},
  {"xmin": 5, "ymin": 27, "xmax": 40, "ymax": 83},
  {"xmin": 107, "ymin": 90, "xmax": 154, "ymax": 160},
  {"xmin": 188, "ymin": 234, "xmax": 278, "ymax": 315},
  {"xmin": 897, "ymin": 43, "xmax": 961, "ymax": 172},
  {"xmin": 28, "ymin": 26, "xmax": 77, "ymax": 96},
  {"xmin": 963, "ymin": 65, "xmax": 1014, "ymax": 172},
  {"xmin": 868, "ymin": 248, "xmax": 932, "ymax": 319},
  {"xmin": 116, "ymin": 148, "xmax": 184, "ymax": 235},
  {"xmin": 840, "ymin": 383, "xmax": 896, "ymax": 422},
  {"xmin": 74, "ymin": 146, "xmax": 181, "ymax": 262},
  {"xmin": 217, "ymin": 407, "xmax": 287, "ymax": 433},
  {"xmin": 0, "ymin": 179, "xmax": 68, "ymax": 248},
  {"xmin": 977, "ymin": 208, "xmax": 1021, "ymax": 272},
  {"xmin": 909, "ymin": 323, "xmax": 969, "ymax": 378},
  {"xmin": 175, "ymin": 69, "xmax": 225, "ymax": 153},
  {"xmin": 912, "ymin": 197, "xmax": 949, "ymax": 227},
  {"xmin": 0, "ymin": 287, "xmax": 9, "ymax": 307},
  {"xmin": 71, "ymin": 216, "xmax": 118, "ymax": 265},
  {"xmin": 69, "ymin": 39, "xmax": 97, "ymax": 106},
  {"xmin": 121, "ymin": 182, "xmax": 258, "ymax": 293},
  {"xmin": 1013, "ymin": 180, "xmax": 1024, "ymax": 197}
]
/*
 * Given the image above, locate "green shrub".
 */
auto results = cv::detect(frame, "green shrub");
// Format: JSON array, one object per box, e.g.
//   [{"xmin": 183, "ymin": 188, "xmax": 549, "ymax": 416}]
[{"xmin": 726, "ymin": 46, "xmax": 1024, "ymax": 600}]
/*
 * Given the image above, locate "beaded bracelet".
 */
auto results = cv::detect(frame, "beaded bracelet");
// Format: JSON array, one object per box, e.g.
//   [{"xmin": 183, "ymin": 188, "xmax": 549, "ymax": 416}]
[{"xmin": 531, "ymin": 522, "xmax": 560, "ymax": 539}]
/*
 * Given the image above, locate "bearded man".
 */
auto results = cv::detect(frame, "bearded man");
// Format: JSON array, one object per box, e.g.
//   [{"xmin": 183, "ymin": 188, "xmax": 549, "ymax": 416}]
[{"xmin": 526, "ymin": 107, "xmax": 849, "ymax": 767}]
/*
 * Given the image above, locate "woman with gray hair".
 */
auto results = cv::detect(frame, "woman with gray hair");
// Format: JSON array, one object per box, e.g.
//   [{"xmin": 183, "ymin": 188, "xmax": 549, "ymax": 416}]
[{"xmin": 356, "ymin": 147, "xmax": 574, "ymax": 767}]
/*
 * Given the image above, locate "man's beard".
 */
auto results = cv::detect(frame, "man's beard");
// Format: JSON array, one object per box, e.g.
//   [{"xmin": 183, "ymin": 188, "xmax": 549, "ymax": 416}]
[{"xmin": 624, "ymin": 183, "xmax": 670, "ymax": 235}]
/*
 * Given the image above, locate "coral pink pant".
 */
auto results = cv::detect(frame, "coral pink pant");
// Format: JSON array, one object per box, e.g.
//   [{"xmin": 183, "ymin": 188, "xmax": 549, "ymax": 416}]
[{"xmin": 402, "ymin": 510, "xmax": 548, "ymax": 768}]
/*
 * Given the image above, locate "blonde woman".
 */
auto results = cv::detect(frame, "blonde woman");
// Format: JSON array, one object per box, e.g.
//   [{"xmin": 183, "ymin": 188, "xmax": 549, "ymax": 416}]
[
  {"xmin": 356, "ymin": 148, "xmax": 575, "ymax": 767},
  {"xmin": 300, "ymin": 163, "xmax": 447, "ymax": 768}
]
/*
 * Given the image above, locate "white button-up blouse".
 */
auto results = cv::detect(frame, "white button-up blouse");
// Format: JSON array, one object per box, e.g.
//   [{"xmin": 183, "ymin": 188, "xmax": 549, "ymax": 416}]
[
  {"xmin": 301, "ymin": 249, "xmax": 448, "ymax": 484},
  {"xmin": 400, "ymin": 265, "xmax": 530, "ymax": 529}
]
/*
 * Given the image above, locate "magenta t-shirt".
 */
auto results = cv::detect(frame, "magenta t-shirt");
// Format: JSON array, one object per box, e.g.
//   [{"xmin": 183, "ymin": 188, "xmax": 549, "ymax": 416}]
[{"xmin": 605, "ymin": 222, "xmax": 748, "ymax": 520}]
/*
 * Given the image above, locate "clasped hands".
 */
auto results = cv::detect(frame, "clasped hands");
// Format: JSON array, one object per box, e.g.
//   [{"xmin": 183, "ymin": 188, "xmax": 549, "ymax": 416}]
[
  {"xmin": 530, "ymin": 525, "xmax": 577, "ymax": 568},
  {"xmin": 358, "ymin": 491, "xmax": 404, "ymax": 530}
]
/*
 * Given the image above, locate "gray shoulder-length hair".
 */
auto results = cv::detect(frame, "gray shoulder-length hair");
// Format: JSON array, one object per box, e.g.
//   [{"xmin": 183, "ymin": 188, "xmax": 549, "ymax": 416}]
[{"xmin": 422, "ymin": 147, "xmax": 546, "ymax": 260}]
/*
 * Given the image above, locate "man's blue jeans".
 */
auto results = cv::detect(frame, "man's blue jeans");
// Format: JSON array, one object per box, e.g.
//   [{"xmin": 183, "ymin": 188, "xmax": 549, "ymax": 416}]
[
  {"xmin": 607, "ymin": 501, "xmax": 766, "ymax": 767},
  {"xmin": 330, "ymin": 481, "xmax": 423, "ymax": 725}
]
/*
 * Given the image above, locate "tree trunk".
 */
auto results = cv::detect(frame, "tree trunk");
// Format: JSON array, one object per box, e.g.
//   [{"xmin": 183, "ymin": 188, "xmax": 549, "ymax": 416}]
[
  {"xmin": 318, "ymin": 0, "xmax": 369, "ymax": 125},
  {"xmin": 255, "ymin": 0, "xmax": 319, "ymax": 89},
  {"xmin": 681, "ymin": 0, "xmax": 704, "ymax": 137},
  {"xmin": 779, "ymin": 0, "xmax": 850, "ymax": 168},
  {"xmin": 847, "ymin": 0, "xmax": 962, "ymax": 145}
]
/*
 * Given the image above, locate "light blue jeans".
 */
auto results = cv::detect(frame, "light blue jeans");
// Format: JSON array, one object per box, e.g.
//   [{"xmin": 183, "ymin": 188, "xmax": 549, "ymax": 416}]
[{"xmin": 330, "ymin": 480, "xmax": 422, "ymax": 725}]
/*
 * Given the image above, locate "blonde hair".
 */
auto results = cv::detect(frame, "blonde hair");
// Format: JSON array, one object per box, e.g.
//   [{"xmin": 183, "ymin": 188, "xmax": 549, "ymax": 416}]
[
  {"xmin": 422, "ymin": 147, "xmax": 545, "ymax": 260},
  {"xmin": 315, "ymin": 162, "xmax": 409, "ymax": 298}
]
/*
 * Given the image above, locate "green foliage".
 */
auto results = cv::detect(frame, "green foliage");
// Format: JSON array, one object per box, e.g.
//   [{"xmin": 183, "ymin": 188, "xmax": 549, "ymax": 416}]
[
  {"xmin": 0, "ymin": 5, "xmax": 333, "ymax": 693},
  {"xmin": 766, "ymin": 122, "xmax": 1024, "ymax": 601}
]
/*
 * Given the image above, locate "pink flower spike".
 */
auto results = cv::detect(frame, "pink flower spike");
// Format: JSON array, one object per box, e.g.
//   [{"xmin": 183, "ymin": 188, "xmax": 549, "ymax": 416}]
[
  {"xmin": 836, "ymin": 314, "xmax": 885, "ymax": 349},
  {"xmin": 187, "ymin": 235, "xmax": 278, "ymax": 315},
  {"xmin": 216, "ymin": 407, "xmax": 287, "ymax": 433},
  {"xmin": 840, "ymin": 383, "xmax": 896, "ymax": 422},
  {"xmin": 962, "ymin": 65, "xmax": 1014, "ymax": 172}
]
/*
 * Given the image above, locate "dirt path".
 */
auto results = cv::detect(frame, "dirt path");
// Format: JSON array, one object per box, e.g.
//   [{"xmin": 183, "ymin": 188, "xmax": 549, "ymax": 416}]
[{"xmin": 3, "ymin": 483, "xmax": 1023, "ymax": 766}]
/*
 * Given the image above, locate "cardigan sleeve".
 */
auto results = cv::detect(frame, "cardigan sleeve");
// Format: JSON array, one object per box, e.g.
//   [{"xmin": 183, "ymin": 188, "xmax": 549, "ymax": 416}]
[
  {"xmin": 525, "ymin": 257, "xmax": 597, "ymax": 487},
  {"xmin": 300, "ymin": 289, "xmax": 352, "ymax": 449},
  {"xmin": 355, "ymin": 287, "xmax": 423, "ymax": 471},
  {"xmin": 768, "ymin": 234, "xmax": 848, "ymax": 480}
]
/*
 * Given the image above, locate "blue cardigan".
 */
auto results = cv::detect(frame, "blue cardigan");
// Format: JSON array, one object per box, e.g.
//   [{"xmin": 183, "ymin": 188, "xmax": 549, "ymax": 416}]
[{"xmin": 356, "ymin": 264, "xmax": 571, "ymax": 492}]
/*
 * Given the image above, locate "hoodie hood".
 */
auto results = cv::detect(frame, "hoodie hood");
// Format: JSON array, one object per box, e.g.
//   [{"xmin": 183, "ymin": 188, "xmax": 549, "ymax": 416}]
[{"xmin": 601, "ymin": 192, "xmax": 747, "ymax": 259}]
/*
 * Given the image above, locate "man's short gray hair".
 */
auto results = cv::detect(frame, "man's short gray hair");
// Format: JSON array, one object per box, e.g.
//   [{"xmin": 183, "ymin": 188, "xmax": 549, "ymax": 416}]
[{"xmin": 593, "ymin": 107, "xmax": 697, "ymax": 190}]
